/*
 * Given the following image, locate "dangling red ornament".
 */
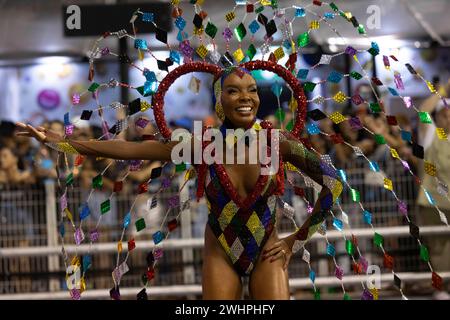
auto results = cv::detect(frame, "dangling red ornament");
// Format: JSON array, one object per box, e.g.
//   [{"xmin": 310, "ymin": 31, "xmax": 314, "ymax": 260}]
[{"xmin": 268, "ymin": 52, "xmax": 277, "ymax": 63}]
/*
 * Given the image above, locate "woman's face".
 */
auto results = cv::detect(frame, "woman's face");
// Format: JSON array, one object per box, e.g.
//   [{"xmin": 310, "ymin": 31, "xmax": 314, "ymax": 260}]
[
  {"xmin": 0, "ymin": 148, "xmax": 17, "ymax": 170},
  {"xmin": 221, "ymin": 72, "xmax": 260, "ymax": 127}
]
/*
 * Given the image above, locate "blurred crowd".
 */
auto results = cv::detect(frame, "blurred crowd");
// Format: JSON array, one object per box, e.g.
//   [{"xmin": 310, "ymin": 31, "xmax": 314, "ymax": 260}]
[
  {"xmin": 1, "ymin": 80, "xmax": 450, "ymax": 191},
  {"xmin": 0, "ymin": 116, "xmax": 163, "ymax": 189},
  {"xmin": 1, "ymin": 80, "xmax": 450, "ymax": 297}
]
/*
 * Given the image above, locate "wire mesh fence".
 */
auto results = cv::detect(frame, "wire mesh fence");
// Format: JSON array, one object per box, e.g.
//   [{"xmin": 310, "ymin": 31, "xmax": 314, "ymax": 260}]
[
  {"xmin": 0, "ymin": 183, "xmax": 49, "ymax": 294},
  {"xmin": 0, "ymin": 158, "xmax": 447, "ymax": 298}
]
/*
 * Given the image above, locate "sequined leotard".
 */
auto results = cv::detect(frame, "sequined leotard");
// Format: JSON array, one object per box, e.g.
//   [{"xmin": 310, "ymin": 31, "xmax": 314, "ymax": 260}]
[
  {"xmin": 204, "ymin": 163, "xmax": 279, "ymax": 276},
  {"xmin": 195, "ymin": 121, "xmax": 343, "ymax": 276}
]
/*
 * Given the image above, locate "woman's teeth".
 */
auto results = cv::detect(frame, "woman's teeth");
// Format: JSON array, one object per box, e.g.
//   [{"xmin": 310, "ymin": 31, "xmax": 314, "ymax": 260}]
[{"xmin": 236, "ymin": 107, "xmax": 252, "ymax": 112}]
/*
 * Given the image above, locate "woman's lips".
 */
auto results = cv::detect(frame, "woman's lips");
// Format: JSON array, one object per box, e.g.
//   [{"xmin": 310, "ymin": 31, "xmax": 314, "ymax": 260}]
[{"xmin": 235, "ymin": 106, "xmax": 252, "ymax": 112}]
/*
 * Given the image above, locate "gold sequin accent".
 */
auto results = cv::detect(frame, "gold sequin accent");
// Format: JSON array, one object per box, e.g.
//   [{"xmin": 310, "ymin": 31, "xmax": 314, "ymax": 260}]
[
  {"xmin": 193, "ymin": 26, "xmax": 204, "ymax": 36},
  {"xmin": 370, "ymin": 288, "xmax": 379, "ymax": 300},
  {"xmin": 436, "ymin": 128, "xmax": 447, "ymax": 140},
  {"xmin": 218, "ymin": 201, "xmax": 237, "ymax": 230},
  {"xmin": 285, "ymin": 162, "xmax": 298, "ymax": 171},
  {"xmin": 218, "ymin": 234, "xmax": 231, "ymax": 255},
  {"xmin": 246, "ymin": 212, "xmax": 265, "ymax": 246},
  {"xmin": 233, "ymin": 48, "xmax": 245, "ymax": 63},
  {"xmin": 390, "ymin": 148, "xmax": 399, "ymax": 159},
  {"xmin": 225, "ymin": 11, "xmax": 236, "ymax": 22},
  {"xmin": 71, "ymin": 256, "xmax": 81, "ymax": 266},
  {"xmin": 424, "ymin": 161, "xmax": 437, "ymax": 177},
  {"xmin": 64, "ymin": 208, "xmax": 74, "ymax": 223},
  {"xmin": 55, "ymin": 142, "xmax": 79, "ymax": 154},
  {"xmin": 329, "ymin": 111, "xmax": 347, "ymax": 124},
  {"xmin": 196, "ymin": 45, "xmax": 208, "ymax": 59},
  {"xmin": 274, "ymin": 47, "xmax": 285, "ymax": 60},
  {"xmin": 333, "ymin": 91, "xmax": 347, "ymax": 104},
  {"xmin": 310, "ymin": 20, "xmax": 320, "ymax": 29},
  {"xmin": 140, "ymin": 100, "xmax": 152, "ymax": 111},
  {"xmin": 383, "ymin": 178, "xmax": 393, "ymax": 191}
]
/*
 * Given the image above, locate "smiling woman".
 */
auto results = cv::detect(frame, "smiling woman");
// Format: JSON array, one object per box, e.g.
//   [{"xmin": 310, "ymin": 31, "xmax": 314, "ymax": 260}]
[{"xmin": 15, "ymin": 62, "xmax": 342, "ymax": 300}]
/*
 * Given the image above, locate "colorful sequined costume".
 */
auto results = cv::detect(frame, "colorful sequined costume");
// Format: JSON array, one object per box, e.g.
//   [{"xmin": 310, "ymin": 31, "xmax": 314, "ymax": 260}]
[
  {"xmin": 196, "ymin": 120, "xmax": 343, "ymax": 276},
  {"xmin": 205, "ymin": 163, "xmax": 279, "ymax": 275}
]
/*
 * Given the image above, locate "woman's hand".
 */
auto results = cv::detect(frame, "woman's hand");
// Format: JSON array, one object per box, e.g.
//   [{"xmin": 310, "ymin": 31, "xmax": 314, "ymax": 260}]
[
  {"xmin": 262, "ymin": 236, "xmax": 294, "ymax": 270},
  {"xmin": 15, "ymin": 122, "xmax": 63, "ymax": 144}
]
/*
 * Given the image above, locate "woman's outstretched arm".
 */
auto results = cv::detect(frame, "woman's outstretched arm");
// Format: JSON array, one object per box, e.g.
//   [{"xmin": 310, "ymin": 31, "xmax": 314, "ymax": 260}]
[
  {"xmin": 67, "ymin": 139, "xmax": 177, "ymax": 161},
  {"xmin": 16, "ymin": 122, "xmax": 178, "ymax": 162}
]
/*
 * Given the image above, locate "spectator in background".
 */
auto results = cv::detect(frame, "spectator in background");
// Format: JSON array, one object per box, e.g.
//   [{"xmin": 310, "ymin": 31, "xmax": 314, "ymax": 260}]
[
  {"xmin": 0, "ymin": 120, "xmax": 17, "ymax": 149},
  {"xmin": 0, "ymin": 147, "xmax": 35, "ymax": 184},
  {"xmin": 328, "ymin": 115, "xmax": 376, "ymax": 167},
  {"xmin": 395, "ymin": 113, "xmax": 419, "ymax": 173},
  {"xmin": 310, "ymin": 133, "xmax": 329, "ymax": 155},
  {"xmin": 48, "ymin": 120, "xmax": 65, "ymax": 138},
  {"xmin": 14, "ymin": 126, "xmax": 36, "ymax": 168},
  {"xmin": 418, "ymin": 79, "xmax": 450, "ymax": 150},
  {"xmin": 0, "ymin": 146, "xmax": 35, "ymax": 251},
  {"xmin": 32, "ymin": 145, "xmax": 58, "ymax": 180},
  {"xmin": 416, "ymin": 79, "xmax": 450, "ymax": 298},
  {"xmin": 363, "ymin": 114, "xmax": 402, "ymax": 164}
]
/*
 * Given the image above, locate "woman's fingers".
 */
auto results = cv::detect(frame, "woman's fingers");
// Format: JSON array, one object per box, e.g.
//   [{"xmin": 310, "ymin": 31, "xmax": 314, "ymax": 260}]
[
  {"xmin": 16, "ymin": 122, "xmax": 33, "ymax": 137},
  {"xmin": 15, "ymin": 122, "xmax": 28, "ymax": 129},
  {"xmin": 262, "ymin": 239, "xmax": 293, "ymax": 268},
  {"xmin": 16, "ymin": 131, "xmax": 32, "ymax": 137},
  {"xmin": 269, "ymin": 249, "xmax": 292, "ymax": 269},
  {"xmin": 16, "ymin": 123, "xmax": 45, "ymax": 136},
  {"xmin": 15, "ymin": 123, "xmax": 62, "ymax": 144},
  {"xmin": 262, "ymin": 242, "xmax": 283, "ymax": 259},
  {"xmin": 263, "ymin": 247, "xmax": 281, "ymax": 260},
  {"xmin": 16, "ymin": 123, "xmax": 36, "ymax": 137},
  {"xmin": 269, "ymin": 250, "xmax": 285, "ymax": 262},
  {"xmin": 27, "ymin": 124, "xmax": 46, "ymax": 142}
]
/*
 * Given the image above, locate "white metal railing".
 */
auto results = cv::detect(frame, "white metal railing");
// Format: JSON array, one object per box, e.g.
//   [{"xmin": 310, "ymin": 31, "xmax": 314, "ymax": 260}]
[
  {"xmin": 1, "ymin": 164, "xmax": 449, "ymax": 298},
  {"xmin": 0, "ymin": 272, "xmax": 449, "ymax": 300},
  {"xmin": 1, "ymin": 225, "xmax": 449, "ymax": 257}
]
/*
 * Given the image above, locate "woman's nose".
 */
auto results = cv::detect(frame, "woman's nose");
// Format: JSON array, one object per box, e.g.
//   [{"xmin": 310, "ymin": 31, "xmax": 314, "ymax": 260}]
[{"xmin": 239, "ymin": 93, "xmax": 251, "ymax": 101}]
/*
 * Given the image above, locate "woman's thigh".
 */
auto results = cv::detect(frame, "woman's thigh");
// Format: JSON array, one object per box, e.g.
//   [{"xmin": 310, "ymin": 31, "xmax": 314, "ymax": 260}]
[
  {"xmin": 249, "ymin": 234, "xmax": 290, "ymax": 300},
  {"xmin": 202, "ymin": 224, "xmax": 243, "ymax": 299}
]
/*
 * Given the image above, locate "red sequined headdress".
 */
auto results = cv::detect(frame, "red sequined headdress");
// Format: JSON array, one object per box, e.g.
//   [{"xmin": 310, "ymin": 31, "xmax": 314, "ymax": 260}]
[
  {"xmin": 152, "ymin": 59, "xmax": 307, "ymax": 139},
  {"xmin": 151, "ymin": 59, "xmax": 308, "ymax": 201}
]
